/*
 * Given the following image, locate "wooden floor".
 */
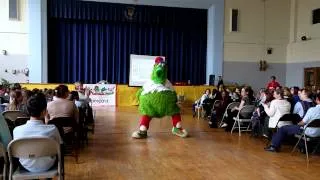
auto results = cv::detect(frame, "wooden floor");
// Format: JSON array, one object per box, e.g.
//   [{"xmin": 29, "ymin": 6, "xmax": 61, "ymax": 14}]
[{"xmin": 65, "ymin": 106, "xmax": 320, "ymax": 180}]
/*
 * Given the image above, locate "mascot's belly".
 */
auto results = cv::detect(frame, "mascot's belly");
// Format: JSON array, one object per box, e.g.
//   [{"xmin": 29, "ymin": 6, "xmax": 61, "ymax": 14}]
[{"xmin": 139, "ymin": 91, "xmax": 180, "ymax": 118}]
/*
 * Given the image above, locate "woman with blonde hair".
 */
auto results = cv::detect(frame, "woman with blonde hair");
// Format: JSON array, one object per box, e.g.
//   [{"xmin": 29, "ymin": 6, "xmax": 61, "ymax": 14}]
[{"xmin": 6, "ymin": 90, "xmax": 27, "ymax": 114}]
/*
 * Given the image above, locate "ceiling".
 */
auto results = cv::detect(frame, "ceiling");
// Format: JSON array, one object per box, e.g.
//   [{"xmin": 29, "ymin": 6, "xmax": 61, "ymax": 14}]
[{"xmin": 83, "ymin": 0, "xmax": 217, "ymax": 9}]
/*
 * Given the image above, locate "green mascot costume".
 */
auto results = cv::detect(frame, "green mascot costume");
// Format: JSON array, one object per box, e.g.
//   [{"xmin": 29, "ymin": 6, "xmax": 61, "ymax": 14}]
[{"xmin": 132, "ymin": 57, "xmax": 188, "ymax": 138}]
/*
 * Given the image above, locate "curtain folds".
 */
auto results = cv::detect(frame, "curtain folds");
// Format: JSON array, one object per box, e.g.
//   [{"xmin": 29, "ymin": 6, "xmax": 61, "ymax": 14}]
[{"xmin": 47, "ymin": 0, "xmax": 207, "ymax": 84}]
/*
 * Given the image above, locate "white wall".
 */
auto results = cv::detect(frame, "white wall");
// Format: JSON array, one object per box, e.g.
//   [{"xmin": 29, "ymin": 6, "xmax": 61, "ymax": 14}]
[
  {"xmin": 286, "ymin": 0, "xmax": 320, "ymax": 87},
  {"xmin": 0, "ymin": 0, "xmax": 29, "ymax": 83},
  {"xmin": 287, "ymin": 0, "xmax": 320, "ymax": 63},
  {"xmin": 223, "ymin": 0, "xmax": 291, "ymax": 89},
  {"xmin": 224, "ymin": 0, "xmax": 290, "ymax": 64}
]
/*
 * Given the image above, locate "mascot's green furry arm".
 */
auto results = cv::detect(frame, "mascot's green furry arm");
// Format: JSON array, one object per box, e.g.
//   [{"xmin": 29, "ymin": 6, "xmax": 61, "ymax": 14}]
[{"xmin": 132, "ymin": 57, "xmax": 188, "ymax": 139}]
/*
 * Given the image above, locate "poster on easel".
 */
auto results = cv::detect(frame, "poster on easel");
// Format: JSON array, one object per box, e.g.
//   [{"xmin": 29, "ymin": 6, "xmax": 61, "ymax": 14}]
[{"xmin": 84, "ymin": 84, "xmax": 116, "ymax": 106}]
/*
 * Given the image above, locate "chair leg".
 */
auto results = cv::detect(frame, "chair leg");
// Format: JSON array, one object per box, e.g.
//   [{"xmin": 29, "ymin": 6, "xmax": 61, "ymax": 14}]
[
  {"xmin": 304, "ymin": 136, "xmax": 309, "ymax": 163},
  {"xmin": 246, "ymin": 122, "xmax": 251, "ymax": 131},
  {"xmin": 231, "ymin": 120, "xmax": 237, "ymax": 134},
  {"xmin": 3, "ymin": 163, "xmax": 6, "ymax": 180},
  {"xmin": 238, "ymin": 120, "xmax": 241, "ymax": 136},
  {"xmin": 219, "ymin": 115, "xmax": 225, "ymax": 127},
  {"xmin": 291, "ymin": 136, "xmax": 303, "ymax": 154},
  {"xmin": 197, "ymin": 108, "xmax": 200, "ymax": 120}
]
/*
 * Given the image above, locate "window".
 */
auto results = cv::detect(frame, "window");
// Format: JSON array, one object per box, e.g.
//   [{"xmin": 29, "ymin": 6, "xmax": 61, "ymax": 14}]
[
  {"xmin": 313, "ymin": 8, "xmax": 320, "ymax": 24},
  {"xmin": 9, "ymin": 0, "xmax": 19, "ymax": 20},
  {"xmin": 231, "ymin": 9, "xmax": 239, "ymax": 32}
]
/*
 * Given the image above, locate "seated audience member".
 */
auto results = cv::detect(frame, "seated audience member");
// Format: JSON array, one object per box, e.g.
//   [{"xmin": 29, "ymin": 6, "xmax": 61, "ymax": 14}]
[
  {"xmin": 68, "ymin": 91, "xmax": 79, "ymax": 102},
  {"xmin": 45, "ymin": 89, "xmax": 55, "ymax": 102},
  {"xmin": 290, "ymin": 86, "xmax": 300, "ymax": 105},
  {"xmin": 74, "ymin": 81, "xmax": 91, "ymax": 103},
  {"xmin": 283, "ymin": 87, "xmax": 292, "ymax": 100},
  {"xmin": 0, "ymin": 114, "xmax": 12, "ymax": 150},
  {"xmin": 223, "ymin": 86, "xmax": 255, "ymax": 130},
  {"xmin": 293, "ymin": 89, "xmax": 314, "ymax": 118},
  {"xmin": 265, "ymin": 93, "xmax": 320, "ymax": 152},
  {"xmin": 0, "ymin": 85, "xmax": 5, "ymax": 96},
  {"xmin": 11, "ymin": 83, "xmax": 22, "ymax": 91},
  {"xmin": 230, "ymin": 87, "xmax": 241, "ymax": 102},
  {"xmin": 46, "ymin": 85, "xmax": 78, "ymax": 123},
  {"xmin": 21, "ymin": 89, "xmax": 33, "ymax": 114},
  {"xmin": 252, "ymin": 90, "xmax": 273, "ymax": 136},
  {"xmin": 283, "ymin": 87, "xmax": 294, "ymax": 112},
  {"xmin": 202, "ymin": 89, "xmax": 221, "ymax": 117},
  {"xmin": 266, "ymin": 76, "xmax": 281, "ymax": 90},
  {"xmin": 6, "ymin": 90, "xmax": 28, "ymax": 115},
  {"xmin": 218, "ymin": 84, "xmax": 225, "ymax": 93},
  {"xmin": 203, "ymin": 89, "xmax": 223, "ymax": 118},
  {"xmin": 68, "ymin": 91, "xmax": 84, "ymax": 108},
  {"xmin": 213, "ymin": 90, "xmax": 231, "ymax": 117},
  {"xmin": 13, "ymin": 93, "xmax": 62, "ymax": 172},
  {"xmin": 262, "ymin": 89, "xmax": 291, "ymax": 129},
  {"xmin": 192, "ymin": 89, "xmax": 211, "ymax": 117},
  {"xmin": 74, "ymin": 81, "xmax": 94, "ymax": 122}
]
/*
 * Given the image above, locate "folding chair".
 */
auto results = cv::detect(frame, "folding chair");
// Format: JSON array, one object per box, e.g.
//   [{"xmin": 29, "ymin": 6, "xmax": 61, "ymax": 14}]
[
  {"xmin": 2, "ymin": 111, "xmax": 27, "ymax": 122},
  {"xmin": 78, "ymin": 107, "xmax": 88, "ymax": 146},
  {"xmin": 231, "ymin": 105, "xmax": 255, "ymax": 136},
  {"xmin": 219, "ymin": 102, "xmax": 240, "ymax": 127},
  {"xmin": 0, "ymin": 143, "xmax": 8, "ymax": 180},
  {"xmin": 48, "ymin": 117, "xmax": 79, "ymax": 163},
  {"xmin": 291, "ymin": 119, "xmax": 320, "ymax": 162},
  {"xmin": 7, "ymin": 137, "xmax": 62, "ymax": 180},
  {"xmin": 14, "ymin": 117, "xmax": 29, "ymax": 127},
  {"xmin": 195, "ymin": 105, "xmax": 204, "ymax": 120},
  {"xmin": 2, "ymin": 111, "xmax": 28, "ymax": 134},
  {"xmin": 87, "ymin": 101, "xmax": 95, "ymax": 134},
  {"xmin": 265, "ymin": 114, "xmax": 300, "ymax": 146},
  {"xmin": 212, "ymin": 100, "xmax": 222, "ymax": 112}
]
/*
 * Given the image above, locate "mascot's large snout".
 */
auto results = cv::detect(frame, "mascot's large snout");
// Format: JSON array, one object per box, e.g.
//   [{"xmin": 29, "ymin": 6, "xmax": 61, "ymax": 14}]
[{"xmin": 155, "ymin": 67, "xmax": 164, "ymax": 78}]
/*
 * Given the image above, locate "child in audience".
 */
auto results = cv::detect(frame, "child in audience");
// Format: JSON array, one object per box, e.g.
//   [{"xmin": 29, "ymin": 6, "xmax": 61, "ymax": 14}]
[
  {"xmin": 192, "ymin": 89, "xmax": 211, "ymax": 117},
  {"xmin": 13, "ymin": 93, "xmax": 62, "ymax": 172}
]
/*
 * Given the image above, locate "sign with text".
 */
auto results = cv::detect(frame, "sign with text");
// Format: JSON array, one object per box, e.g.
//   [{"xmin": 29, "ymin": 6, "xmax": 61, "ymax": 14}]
[{"xmin": 84, "ymin": 84, "xmax": 116, "ymax": 106}]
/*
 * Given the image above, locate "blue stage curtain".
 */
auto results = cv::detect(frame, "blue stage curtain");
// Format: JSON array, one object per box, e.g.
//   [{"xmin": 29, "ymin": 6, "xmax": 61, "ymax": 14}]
[{"xmin": 47, "ymin": 0, "xmax": 207, "ymax": 85}]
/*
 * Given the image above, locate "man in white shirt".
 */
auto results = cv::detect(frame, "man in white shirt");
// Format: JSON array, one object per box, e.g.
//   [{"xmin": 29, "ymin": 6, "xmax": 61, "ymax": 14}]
[
  {"xmin": 13, "ymin": 93, "xmax": 62, "ymax": 173},
  {"xmin": 265, "ymin": 93, "xmax": 320, "ymax": 152}
]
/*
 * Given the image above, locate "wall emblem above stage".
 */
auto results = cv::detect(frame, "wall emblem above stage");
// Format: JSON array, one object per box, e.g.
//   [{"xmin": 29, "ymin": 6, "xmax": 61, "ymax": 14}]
[{"xmin": 124, "ymin": 7, "xmax": 136, "ymax": 20}]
